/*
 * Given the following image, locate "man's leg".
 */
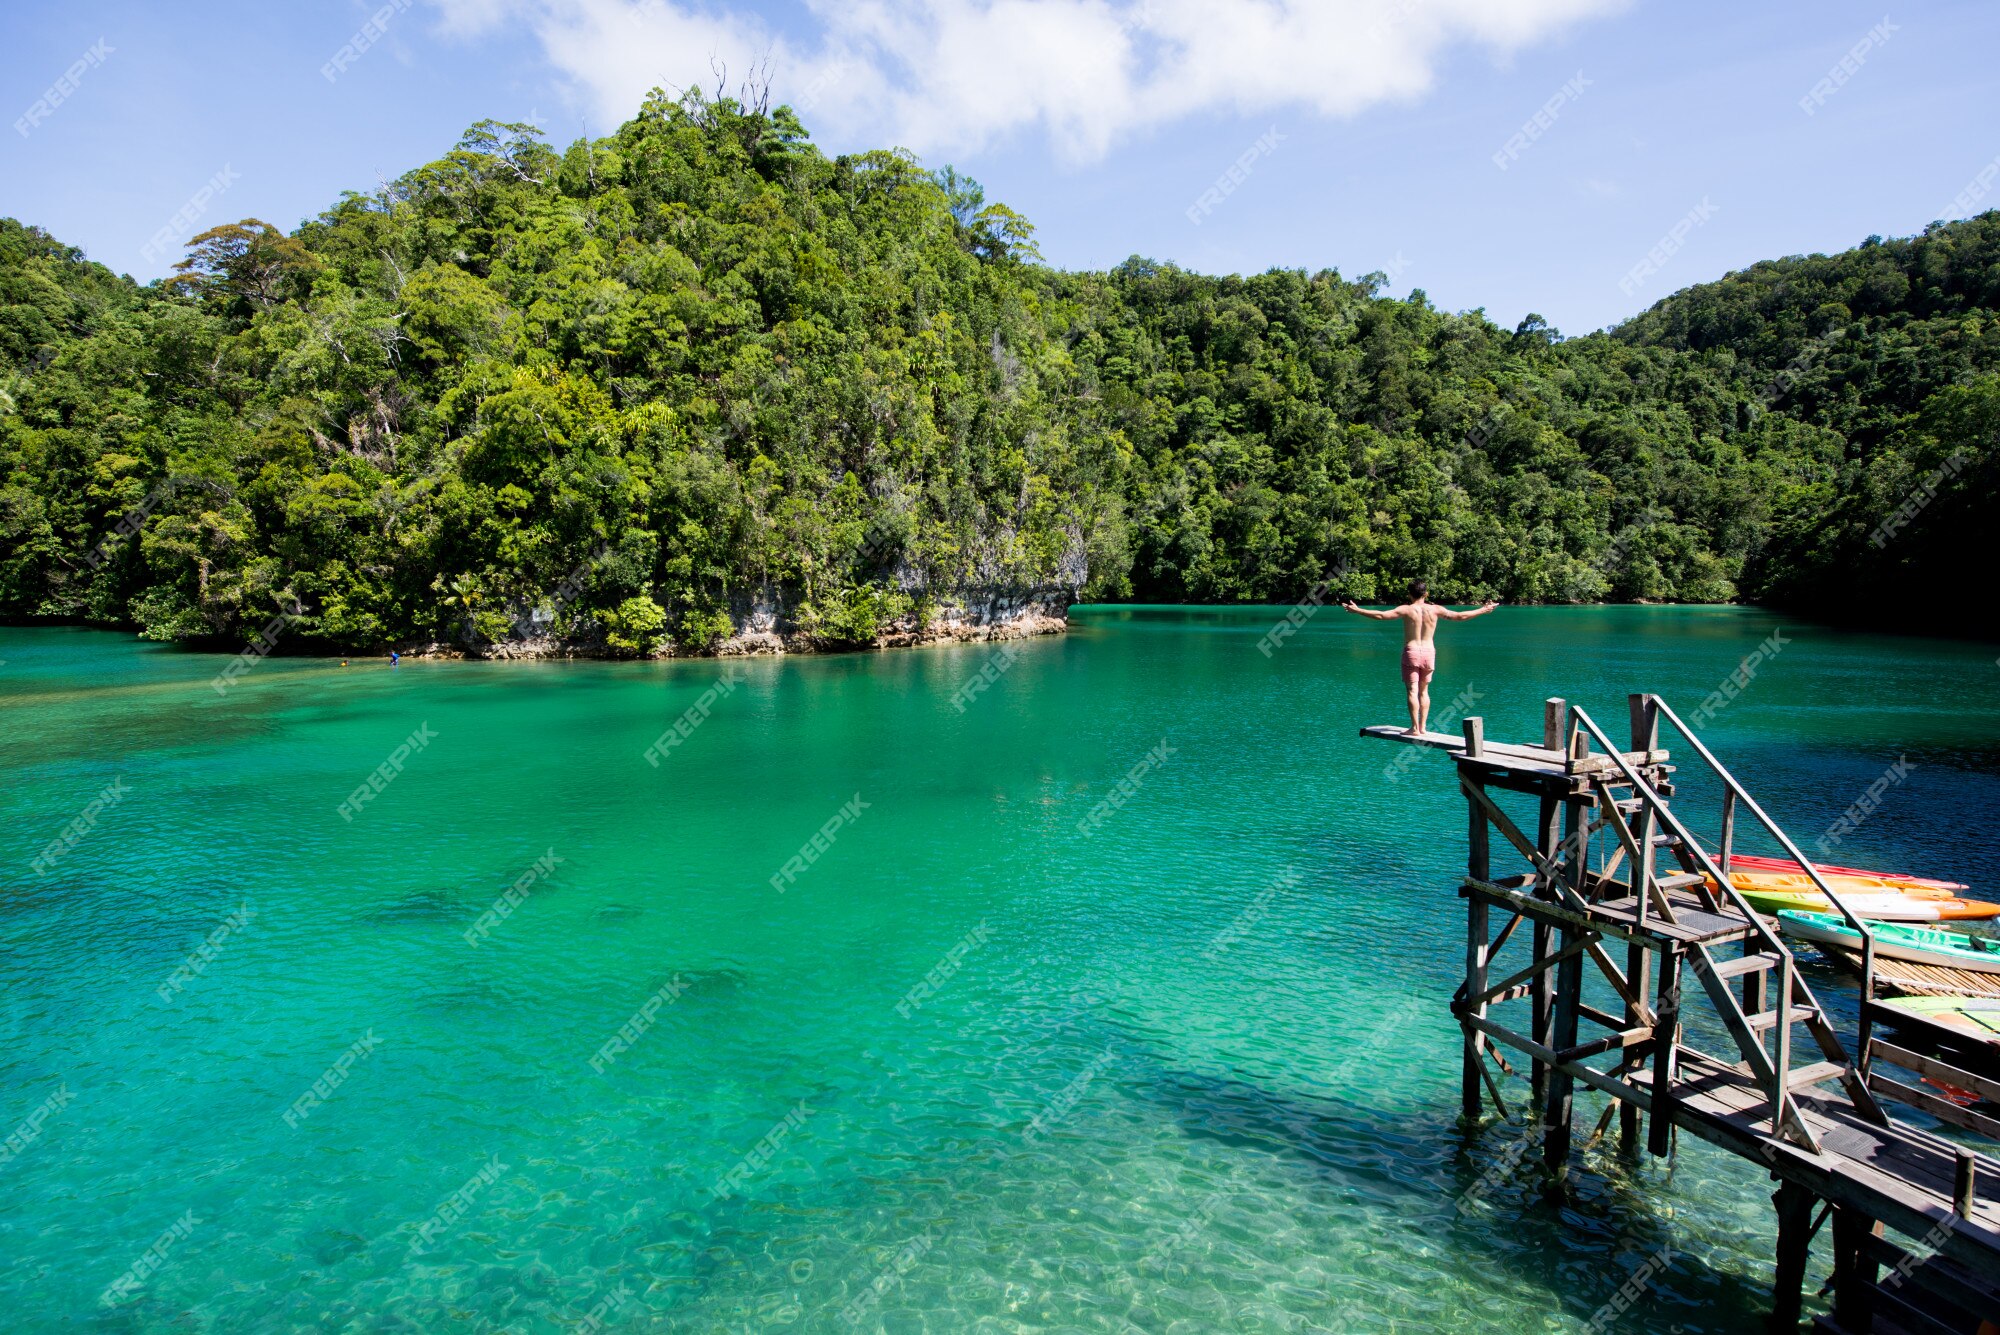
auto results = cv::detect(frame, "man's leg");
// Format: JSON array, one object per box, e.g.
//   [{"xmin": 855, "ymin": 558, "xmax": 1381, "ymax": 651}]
[
  {"xmin": 1406, "ymin": 678, "xmax": 1422, "ymax": 733},
  {"xmin": 1418, "ymin": 674, "xmax": 1433, "ymax": 733}
]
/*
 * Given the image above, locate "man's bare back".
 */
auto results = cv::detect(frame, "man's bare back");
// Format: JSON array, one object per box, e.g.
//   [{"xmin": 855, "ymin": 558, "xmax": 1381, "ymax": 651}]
[
  {"xmin": 1339, "ymin": 581, "xmax": 1499, "ymax": 733},
  {"xmin": 1398, "ymin": 601, "xmax": 1442, "ymax": 645}
]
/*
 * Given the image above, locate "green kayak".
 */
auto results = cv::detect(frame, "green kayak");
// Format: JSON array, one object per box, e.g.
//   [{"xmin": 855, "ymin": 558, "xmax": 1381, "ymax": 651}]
[{"xmin": 1775, "ymin": 910, "xmax": 2000, "ymax": 975}]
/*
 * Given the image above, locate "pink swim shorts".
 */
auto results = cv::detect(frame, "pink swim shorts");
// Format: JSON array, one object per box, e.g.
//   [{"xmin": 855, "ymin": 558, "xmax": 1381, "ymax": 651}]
[{"xmin": 1401, "ymin": 641, "xmax": 1436, "ymax": 684}]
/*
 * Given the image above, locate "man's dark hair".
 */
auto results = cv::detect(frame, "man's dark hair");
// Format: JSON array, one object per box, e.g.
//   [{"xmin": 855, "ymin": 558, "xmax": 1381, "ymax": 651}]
[{"xmin": 1408, "ymin": 579, "xmax": 1429, "ymax": 601}]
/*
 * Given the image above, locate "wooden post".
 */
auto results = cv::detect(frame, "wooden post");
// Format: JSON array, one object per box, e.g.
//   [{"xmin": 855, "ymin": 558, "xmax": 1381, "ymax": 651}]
[
  {"xmin": 1543, "ymin": 697, "xmax": 1565, "ymax": 752},
  {"xmin": 1531, "ymin": 792, "xmax": 1562, "ymax": 1115},
  {"xmin": 1624, "ymin": 695, "xmax": 1658, "ymax": 1153},
  {"xmin": 1771, "ymin": 1179, "xmax": 1816, "ymax": 1331},
  {"xmin": 1461, "ymin": 716, "xmax": 1484, "ymax": 759},
  {"xmin": 1543, "ymin": 794, "xmax": 1588, "ymax": 1187},
  {"xmin": 1771, "ymin": 957, "xmax": 1794, "ymax": 1142},
  {"xmin": 1629, "ymin": 806, "xmax": 1650, "ymax": 921},
  {"xmin": 1620, "ymin": 938, "xmax": 1649, "ymax": 1154},
  {"xmin": 1831, "ymin": 1208, "xmax": 1879, "ymax": 1332},
  {"xmin": 1463, "ymin": 776, "xmax": 1492, "ymax": 1125},
  {"xmin": 1627, "ymin": 693, "xmax": 1659, "ymax": 756},
  {"xmin": 1719, "ymin": 789, "xmax": 1738, "ymax": 874},
  {"xmin": 1650, "ymin": 944, "xmax": 1682, "ymax": 1158}
]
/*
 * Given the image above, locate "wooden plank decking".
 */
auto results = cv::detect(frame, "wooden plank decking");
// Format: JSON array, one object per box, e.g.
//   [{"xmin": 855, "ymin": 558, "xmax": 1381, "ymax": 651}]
[
  {"xmin": 1822, "ymin": 945, "xmax": 2000, "ymax": 1001},
  {"xmin": 1638, "ymin": 1049, "xmax": 2000, "ymax": 1271}
]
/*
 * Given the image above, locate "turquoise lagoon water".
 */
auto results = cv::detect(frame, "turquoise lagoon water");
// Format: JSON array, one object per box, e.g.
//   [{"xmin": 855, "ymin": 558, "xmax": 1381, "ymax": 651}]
[{"xmin": 2, "ymin": 606, "xmax": 1997, "ymax": 1332}]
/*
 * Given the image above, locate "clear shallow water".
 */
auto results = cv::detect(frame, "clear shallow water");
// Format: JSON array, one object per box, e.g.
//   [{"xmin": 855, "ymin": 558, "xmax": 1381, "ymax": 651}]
[{"xmin": 2, "ymin": 607, "xmax": 1997, "ymax": 1333}]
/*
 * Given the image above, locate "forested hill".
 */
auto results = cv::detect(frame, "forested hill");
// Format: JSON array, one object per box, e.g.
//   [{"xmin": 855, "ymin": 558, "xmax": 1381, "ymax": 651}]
[{"xmin": 4, "ymin": 93, "xmax": 1997, "ymax": 653}]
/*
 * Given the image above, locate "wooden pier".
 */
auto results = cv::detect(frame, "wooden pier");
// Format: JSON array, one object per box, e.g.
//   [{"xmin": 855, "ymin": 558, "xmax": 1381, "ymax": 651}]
[{"xmin": 1363, "ymin": 697, "xmax": 2000, "ymax": 1332}]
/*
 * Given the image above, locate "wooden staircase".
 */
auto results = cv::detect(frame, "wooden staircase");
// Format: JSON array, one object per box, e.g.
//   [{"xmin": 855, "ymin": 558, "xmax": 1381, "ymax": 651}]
[
  {"xmin": 1568, "ymin": 695, "xmax": 1896, "ymax": 1151},
  {"xmin": 1591, "ymin": 771, "xmax": 1893, "ymax": 1155}
]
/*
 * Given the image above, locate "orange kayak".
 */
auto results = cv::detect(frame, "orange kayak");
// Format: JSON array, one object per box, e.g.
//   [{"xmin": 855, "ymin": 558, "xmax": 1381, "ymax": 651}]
[
  {"xmin": 1722, "ymin": 870, "xmax": 1961, "ymax": 900},
  {"xmin": 1726, "ymin": 853, "xmax": 1968, "ymax": 892},
  {"xmin": 1722, "ymin": 871, "xmax": 2000, "ymax": 920},
  {"xmin": 1731, "ymin": 882, "xmax": 2000, "ymax": 921}
]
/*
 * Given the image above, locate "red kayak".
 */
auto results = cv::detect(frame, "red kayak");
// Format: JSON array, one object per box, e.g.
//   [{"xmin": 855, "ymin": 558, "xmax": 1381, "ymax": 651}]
[{"xmin": 1727, "ymin": 853, "xmax": 1969, "ymax": 893}]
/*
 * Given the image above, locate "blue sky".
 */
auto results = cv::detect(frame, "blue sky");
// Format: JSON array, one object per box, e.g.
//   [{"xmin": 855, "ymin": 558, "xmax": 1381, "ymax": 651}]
[{"xmin": 4, "ymin": 0, "xmax": 1996, "ymax": 333}]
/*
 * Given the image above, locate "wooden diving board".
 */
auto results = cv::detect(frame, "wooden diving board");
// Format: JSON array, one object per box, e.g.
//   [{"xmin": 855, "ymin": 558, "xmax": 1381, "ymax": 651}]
[{"xmin": 1359, "ymin": 724, "xmax": 1668, "ymax": 781}]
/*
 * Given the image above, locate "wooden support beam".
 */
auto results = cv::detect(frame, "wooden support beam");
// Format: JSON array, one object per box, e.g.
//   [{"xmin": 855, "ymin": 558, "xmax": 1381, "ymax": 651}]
[
  {"xmin": 1587, "ymin": 1095, "xmax": 1621, "ymax": 1150},
  {"xmin": 1831, "ymin": 1208, "xmax": 1881, "ymax": 1334},
  {"xmin": 1457, "ymin": 933, "xmax": 1595, "ymax": 1012},
  {"xmin": 1621, "ymin": 695, "xmax": 1664, "ymax": 951},
  {"xmin": 1474, "ymin": 1043, "xmax": 1512, "ymax": 1122},
  {"xmin": 1577, "ymin": 1002, "xmax": 1632, "ymax": 1033},
  {"xmin": 1463, "ymin": 778, "xmax": 1492, "ymax": 1125},
  {"xmin": 1743, "ymin": 938, "xmax": 1769, "ymax": 1018},
  {"xmin": 1462, "ymin": 877, "xmax": 1662, "ymax": 950},
  {"xmin": 1460, "ymin": 767, "xmax": 1601, "ymax": 800},
  {"xmin": 1461, "ymin": 1015, "xmax": 1657, "ymax": 1115},
  {"xmin": 1584, "ymin": 938, "xmax": 1657, "ymax": 1027},
  {"xmin": 1771, "ymin": 956, "xmax": 1796, "ymax": 1145},
  {"xmin": 1650, "ymin": 945, "xmax": 1682, "ymax": 1158},
  {"xmin": 1594, "ymin": 771, "xmax": 1673, "ymax": 930},
  {"xmin": 1543, "ymin": 795, "xmax": 1589, "ymax": 1186},
  {"xmin": 1458, "ymin": 780, "xmax": 1594, "ymax": 917},
  {"xmin": 1595, "ymin": 1047, "xmax": 1651, "ymax": 1155},
  {"xmin": 1598, "ymin": 833, "xmax": 1629, "ymax": 885},
  {"xmin": 1555, "ymin": 1026, "xmax": 1653, "ymax": 1064},
  {"xmin": 1532, "ymin": 793, "xmax": 1560, "ymax": 1119},
  {"xmin": 1621, "ymin": 939, "xmax": 1650, "ymax": 1153},
  {"xmin": 1463, "ymin": 904, "xmax": 1490, "ymax": 1125},
  {"xmin": 1771, "ymin": 1178, "xmax": 1817, "ymax": 1332}
]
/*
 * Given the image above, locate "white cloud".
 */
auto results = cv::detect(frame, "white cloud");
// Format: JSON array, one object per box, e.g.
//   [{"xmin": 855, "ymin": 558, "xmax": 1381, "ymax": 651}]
[{"xmin": 430, "ymin": 0, "xmax": 1627, "ymax": 162}]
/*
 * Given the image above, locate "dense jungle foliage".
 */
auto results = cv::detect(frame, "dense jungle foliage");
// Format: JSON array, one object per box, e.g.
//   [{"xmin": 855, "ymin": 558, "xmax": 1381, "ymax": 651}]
[{"xmin": 3, "ymin": 92, "xmax": 1996, "ymax": 651}]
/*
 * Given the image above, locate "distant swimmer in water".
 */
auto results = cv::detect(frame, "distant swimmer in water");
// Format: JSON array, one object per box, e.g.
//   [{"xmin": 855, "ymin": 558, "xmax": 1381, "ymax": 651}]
[
  {"xmin": 390, "ymin": 652, "xmax": 400, "ymax": 666},
  {"xmin": 1341, "ymin": 579, "xmax": 1497, "ymax": 735}
]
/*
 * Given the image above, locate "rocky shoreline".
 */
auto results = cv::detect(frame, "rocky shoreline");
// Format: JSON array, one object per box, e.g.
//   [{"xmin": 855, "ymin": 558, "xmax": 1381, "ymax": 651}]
[{"xmin": 416, "ymin": 587, "xmax": 1075, "ymax": 661}]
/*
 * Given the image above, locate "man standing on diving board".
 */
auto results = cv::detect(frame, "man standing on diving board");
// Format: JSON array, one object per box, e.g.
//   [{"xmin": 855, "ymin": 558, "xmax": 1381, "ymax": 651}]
[{"xmin": 1341, "ymin": 580, "xmax": 1498, "ymax": 735}]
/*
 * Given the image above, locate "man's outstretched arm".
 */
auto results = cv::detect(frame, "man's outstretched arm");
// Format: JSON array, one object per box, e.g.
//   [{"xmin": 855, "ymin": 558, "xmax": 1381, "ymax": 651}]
[
  {"xmin": 1438, "ymin": 601, "xmax": 1500, "ymax": 620},
  {"xmin": 1340, "ymin": 600, "xmax": 1402, "ymax": 620}
]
